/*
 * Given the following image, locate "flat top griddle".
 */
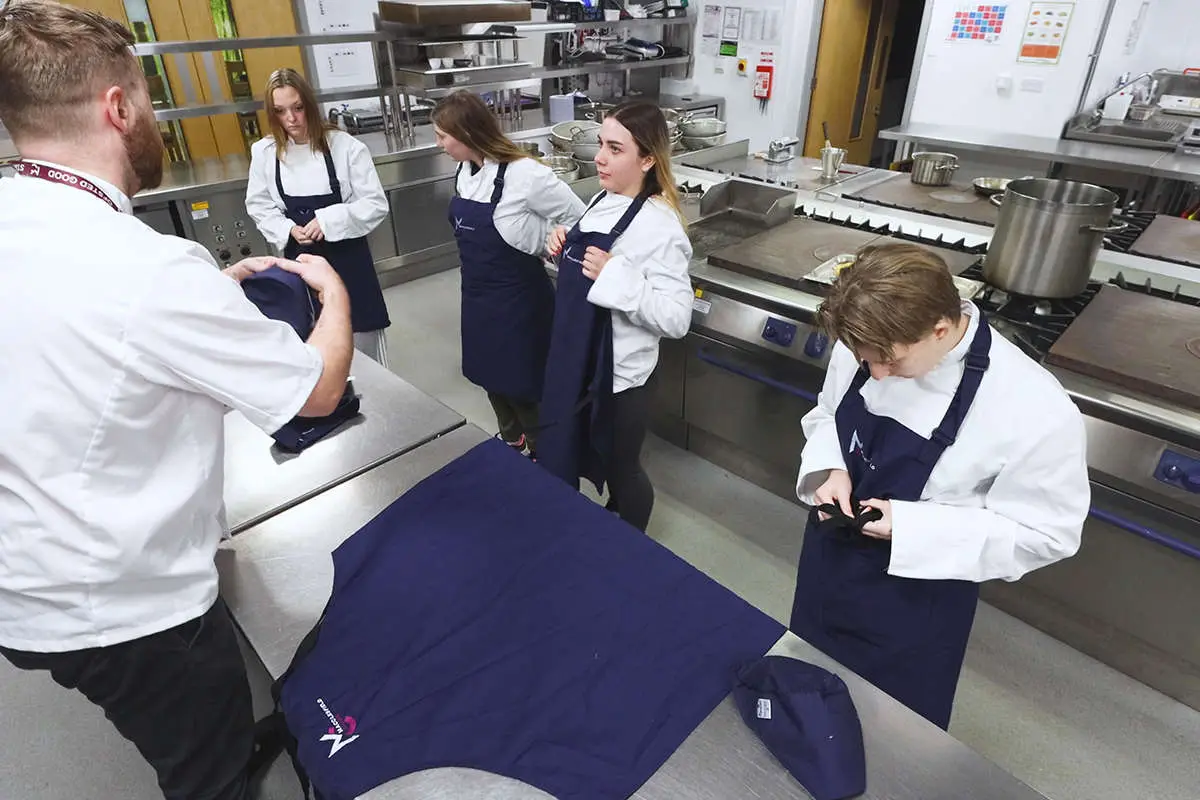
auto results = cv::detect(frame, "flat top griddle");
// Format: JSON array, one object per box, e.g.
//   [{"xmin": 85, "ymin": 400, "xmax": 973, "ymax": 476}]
[
  {"xmin": 706, "ymin": 217, "xmax": 981, "ymax": 290},
  {"xmin": 844, "ymin": 173, "xmax": 1001, "ymax": 227},
  {"xmin": 1047, "ymin": 284, "xmax": 1200, "ymax": 412},
  {"xmin": 1128, "ymin": 215, "xmax": 1200, "ymax": 268}
]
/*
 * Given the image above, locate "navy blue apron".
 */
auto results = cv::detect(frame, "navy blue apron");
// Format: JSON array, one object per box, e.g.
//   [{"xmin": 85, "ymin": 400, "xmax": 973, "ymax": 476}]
[
  {"xmin": 275, "ymin": 439, "xmax": 784, "ymax": 800},
  {"xmin": 449, "ymin": 162, "xmax": 555, "ymax": 402},
  {"xmin": 277, "ymin": 146, "xmax": 390, "ymax": 333},
  {"xmin": 789, "ymin": 318, "xmax": 992, "ymax": 730},
  {"xmin": 538, "ymin": 191, "xmax": 650, "ymax": 493}
]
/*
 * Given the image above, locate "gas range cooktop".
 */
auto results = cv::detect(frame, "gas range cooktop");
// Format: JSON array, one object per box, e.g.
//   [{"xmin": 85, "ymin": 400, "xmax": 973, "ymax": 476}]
[{"xmin": 796, "ymin": 209, "xmax": 1200, "ymax": 362}]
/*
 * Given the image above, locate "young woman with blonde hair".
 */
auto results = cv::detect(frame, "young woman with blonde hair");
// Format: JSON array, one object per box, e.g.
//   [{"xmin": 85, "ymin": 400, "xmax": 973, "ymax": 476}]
[
  {"xmin": 245, "ymin": 67, "xmax": 392, "ymax": 364},
  {"xmin": 541, "ymin": 101, "xmax": 693, "ymax": 532},
  {"xmin": 433, "ymin": 90, "xmax": 586, "ymax": 458}
]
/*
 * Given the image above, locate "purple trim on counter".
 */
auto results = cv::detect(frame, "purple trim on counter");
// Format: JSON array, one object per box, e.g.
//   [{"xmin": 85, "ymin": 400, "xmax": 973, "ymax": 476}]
[
  {"xmin": 697, "ymin": 349, "xmax": 820, "ymax": 404},
  {"xmin": 1089, "ymin": 507, "xmax": 1200, "ymax": 562}
]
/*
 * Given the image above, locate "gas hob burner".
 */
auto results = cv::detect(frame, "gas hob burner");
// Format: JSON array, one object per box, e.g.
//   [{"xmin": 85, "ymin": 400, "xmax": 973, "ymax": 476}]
[
  {"xmin": 1102, "ymin": 211, "xmax": 1157, "ymax": 253},
  {"xmin": 797, "ymin": 208, "xmax": 890, "ymax": 236},
  {"xmin": 796, "ymin": 207, "xmax": 987, "ymax": 255},
  {"xmin": 1111, "ymin": 271, "xmax": 1200, "ymax": 307}
]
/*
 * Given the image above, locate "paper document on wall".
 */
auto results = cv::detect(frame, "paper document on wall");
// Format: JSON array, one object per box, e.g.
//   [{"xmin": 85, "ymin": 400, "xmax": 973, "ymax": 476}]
[
  {"xmin": 722, "ymin": 6, "xmax": 743, "ymax": 40},
  {"xmin": 1017, "ymin": 1, "xmax": 1074, "ymax": 64},
  {"xmin": 703, "ymin": 4, "xmax": 722, "ymax": 38}
]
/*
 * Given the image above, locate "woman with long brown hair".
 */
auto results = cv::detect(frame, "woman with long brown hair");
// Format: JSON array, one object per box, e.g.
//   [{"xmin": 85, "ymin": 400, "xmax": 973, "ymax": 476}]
[
  {"xmin": 245, "ymin": 68, "xmax": 391, "ymax": 365},
  {"xmin": 540, "ymin": 101, "xmax": 693, "ymax": 532},
  {"xmin": 433, "ymin": 90, "xmax": 586, "ymax": 458}
]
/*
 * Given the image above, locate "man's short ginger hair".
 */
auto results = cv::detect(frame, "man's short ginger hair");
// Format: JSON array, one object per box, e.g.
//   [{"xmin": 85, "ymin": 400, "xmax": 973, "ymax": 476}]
[{"xmin": 0, "ymin": 0, "xmax": 141, "ymax": 142}]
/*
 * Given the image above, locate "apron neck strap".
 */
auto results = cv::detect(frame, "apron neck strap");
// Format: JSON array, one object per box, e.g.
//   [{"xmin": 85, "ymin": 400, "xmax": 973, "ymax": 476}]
[
  {"xmin": 490, "ymin": 161, "xmax": 509, "ymax": 205},
  {"xmin": 319, "ymin": 146, "xmax": 340, "ymax": 201},
  {"xmin": 609, "ymin": 190, "xmax": 653, "ymax": 238},
  {"xmin": 918, "ymin": 313, "xmax": 992, "ymax": 465},
  {"xmin": 274, "ymin": 139, "xmax": 340, "ymax": 202}
]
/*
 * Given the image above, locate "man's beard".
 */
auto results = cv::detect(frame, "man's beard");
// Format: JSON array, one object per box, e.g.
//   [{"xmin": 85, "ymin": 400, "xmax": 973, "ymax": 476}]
[{"xmin": 123, "ymin": 109, "xmax": 165, "ymax": 194}]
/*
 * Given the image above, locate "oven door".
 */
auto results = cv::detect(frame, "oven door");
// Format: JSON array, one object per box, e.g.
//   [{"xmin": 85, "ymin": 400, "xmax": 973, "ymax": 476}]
[{"xmin": 682, "ymin": 332, "xmax": 825, "ymax": 501}]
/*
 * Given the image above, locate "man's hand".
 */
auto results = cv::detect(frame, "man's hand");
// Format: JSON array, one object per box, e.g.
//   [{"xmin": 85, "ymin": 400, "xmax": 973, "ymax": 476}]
[
  {"xmin": 581, "ymin": 246, "xmax": 612, "ymax": 280},
  {"xmin": 546, "ymin": 225, "xmax": 568, "ymax": 257},
  {"xmin": 301, "ymin": 218, "xmax": 325, "ymax": 243},
  {"xmin": 222, "ymin": 256, "xmax": 277, "ymax": 283},
  {"xmin": 273, "ymin": 254, "xmax": 345, "ymax": 304},
  {"xmin": 859, "ymin": 499, "xmax": 893, "ymax": 540},
  {"xmin": 814, "ymin": 469, "xmax": 853, "ymax": 520}
]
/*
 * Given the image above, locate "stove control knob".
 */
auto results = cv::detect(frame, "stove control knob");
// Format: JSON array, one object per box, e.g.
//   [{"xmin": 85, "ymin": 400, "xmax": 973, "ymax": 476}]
[
  {"xmin": 804, "ymin": 331, "xmax": 829, "ymax": 359},
  {"xmin": 1163, "ymin": 464, "xmax": 1183, "ymax": 481},
  {"xmin": 762, "ymin": 318, "xmax": 797, "ymax": 347}
]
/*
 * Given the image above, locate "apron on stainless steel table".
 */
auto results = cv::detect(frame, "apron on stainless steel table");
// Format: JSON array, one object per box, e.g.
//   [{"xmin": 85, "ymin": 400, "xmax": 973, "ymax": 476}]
[
  {"xmin": 449, "ymin": 162, "xmax": 556, "ymax": 402},
  {"xmin": 538, "ymin": 191, "xmax": 650, "ymax": 493},
  {"xmin": 273, "ymin": 439, "xmax": 784, "ymax": 800},
  {"xmin": 789, "ymin": 319, "xmax": 992, "ymax": 730},
  {"xmin": 276, "ymin": 148, "xmax": 390, "ymax": 333}
]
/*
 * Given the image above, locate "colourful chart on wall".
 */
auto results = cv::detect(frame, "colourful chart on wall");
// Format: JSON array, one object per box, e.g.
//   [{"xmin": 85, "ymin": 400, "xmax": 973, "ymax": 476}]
[
  {"xmin": 1018, "ymin": 1, "xmax": 1074, "ymax": 64},
  {"xmin": 948, "ymin": 4, "xmax": 1007, "ymax": 43}
]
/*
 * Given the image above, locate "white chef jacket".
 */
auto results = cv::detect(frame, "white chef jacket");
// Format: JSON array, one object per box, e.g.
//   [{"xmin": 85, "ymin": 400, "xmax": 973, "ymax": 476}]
[
  {"xmin": 581, "ymin": 194, "xmax": 694, "ymax": 393},
  {"xmin": 0, "ymin": 164, "xmax": 324, "ymax": 652},
  {"xmin": 245, "ymin": 130, "xmax": 389, "ymax": 253},
  {"xmin": 796, "ymin": 301, "xmax": 1089, "ymax": 583},
  {"xmin": 454, "ymin": 157, "xmax": 587, "ymax": 255}
]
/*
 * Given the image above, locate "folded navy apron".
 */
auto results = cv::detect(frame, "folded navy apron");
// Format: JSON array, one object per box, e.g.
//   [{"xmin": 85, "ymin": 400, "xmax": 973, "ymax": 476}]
[
  {"xmin": 241, "ymin": 266, "xmax": 361, "ymax": 453},
  {"xmin": 273, "ymin": 440, "xmax": 784, "ymax": 799}
]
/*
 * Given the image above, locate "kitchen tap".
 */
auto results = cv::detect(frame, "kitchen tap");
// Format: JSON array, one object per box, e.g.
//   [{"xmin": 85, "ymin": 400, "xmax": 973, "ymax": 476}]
[
  {"xmin": 764, "ymin": 136, "xmax": 799, "ymax": 164},
  {"xmin": 1090, "ymin": 72, "xmax": 1155, "ymax": 122}
]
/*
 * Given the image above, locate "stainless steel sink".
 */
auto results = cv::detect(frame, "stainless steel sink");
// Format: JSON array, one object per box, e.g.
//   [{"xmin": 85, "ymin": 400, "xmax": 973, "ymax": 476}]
[
  {"xmin": 1063, "ymin": 111, "xmax": 1191, "ymax": 151},
  {"xmin": 1090, "ymin": 123, "xmax": 1178, "ymax": 142}
]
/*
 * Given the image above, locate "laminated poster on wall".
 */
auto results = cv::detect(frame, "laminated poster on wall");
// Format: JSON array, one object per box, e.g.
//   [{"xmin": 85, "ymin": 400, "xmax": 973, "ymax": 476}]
[
  {"xmin": 1017, "ymin": 1, "xmax": 1075, "ymax": 65},
  {"xmin": 947, "ymin": 4, "xmax": 1008, "ymax": 44},
  {"xmin": 702, "ymin": 3, "xmax": 723, "ymax": 38},
  {"xmin": 722, "ymin": 6, "xmax": 743, "ymax": 40},
  {"xmin": 740, "ymin": 3, "xmax": 783, "ymax": 46}
]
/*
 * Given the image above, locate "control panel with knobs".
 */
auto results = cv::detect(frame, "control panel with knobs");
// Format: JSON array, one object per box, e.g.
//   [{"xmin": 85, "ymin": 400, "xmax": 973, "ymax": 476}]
[{"xmin": 1155, "ymin": 450, "xmax": 1200, "ymax": 493}]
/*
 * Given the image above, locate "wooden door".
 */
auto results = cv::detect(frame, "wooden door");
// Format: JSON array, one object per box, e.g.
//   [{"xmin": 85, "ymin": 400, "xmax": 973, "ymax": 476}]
[
  {"xmin": 803, "ymin": 0, "xmax": 899, "ymax": 165},
  {"xmin": 64, "ymin": 0, "xmax": 129, "ymax": 24},
  {"xmin": 228, "ymin": 0, "xmax": 307, "ymax": 137}
]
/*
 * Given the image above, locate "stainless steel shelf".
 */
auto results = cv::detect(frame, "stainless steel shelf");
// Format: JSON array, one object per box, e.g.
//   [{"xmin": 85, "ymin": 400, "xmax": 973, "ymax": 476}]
[
  {"xmin": 514, "ymin": 18, "xmax": 692, "ymax": 33},
  {"xmin": 130, "ymin": 31, "xmax": 388, "ymax": 56},
  {"xmin": 541, "ymin": 55, "xmax": 691, "ymax": 79},
  {"xmin": 152, "ymin": 84, "xmax": 384, "ymax": 122}
]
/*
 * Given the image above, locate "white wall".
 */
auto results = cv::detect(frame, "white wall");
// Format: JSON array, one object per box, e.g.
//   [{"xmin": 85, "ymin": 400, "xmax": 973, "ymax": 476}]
[
  {"xmin": 1085, "ymin": 0, "xmax": 1200, "ymax": 107},
  {"xmin": 688, "ymin": 0, "xmax": 821, "ymax": 151},
  {"xmin": 907, "ymin": 0, "xmax": 1110, "ymax": 137}
]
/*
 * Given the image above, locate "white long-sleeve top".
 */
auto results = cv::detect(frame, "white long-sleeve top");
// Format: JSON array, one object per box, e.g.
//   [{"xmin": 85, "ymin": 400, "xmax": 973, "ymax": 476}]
[
  {"xmin": 582, "ymin": 194, "xmax": 694, "ymax": 393},
  {"xmin": 245, "ymin": 130, "xmax": 388, "ymax": 253},
  {"xmin": 454, "ymin": 157, "xmax": 587, "ymax": 255},
  {"xmin": 796, "ymin": 301, "xmax": 1089, "ymax": 583}
]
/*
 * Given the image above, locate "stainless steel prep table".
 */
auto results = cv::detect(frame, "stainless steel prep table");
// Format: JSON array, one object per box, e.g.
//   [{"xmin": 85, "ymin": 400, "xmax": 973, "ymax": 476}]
[
  {"xmin": 219, "ymin": 424, "xmax": 1048, "ymax": 800},
  {"xmin": 222, "ymin": 351, "xmax": 464, "ymax": 535}
]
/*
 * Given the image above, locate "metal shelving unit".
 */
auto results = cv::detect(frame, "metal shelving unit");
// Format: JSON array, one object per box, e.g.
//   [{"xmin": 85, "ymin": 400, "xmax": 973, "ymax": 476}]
[{"xmin": 129, "ymin": 11, "xmax": 696, "ymax": 144}]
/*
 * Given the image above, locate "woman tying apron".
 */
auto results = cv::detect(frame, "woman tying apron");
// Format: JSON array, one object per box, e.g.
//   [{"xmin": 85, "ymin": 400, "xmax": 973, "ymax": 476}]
[
  {"xmin": 246, "ymin": 68, "xmax": 391, "ymax": 364},
  {"xmin": 433, "ymin": 91, "xmax": 586, "ymax": 457},
  {"xmin": 541, "ymin": 102, "xmax": 693, "ymax": 532}
]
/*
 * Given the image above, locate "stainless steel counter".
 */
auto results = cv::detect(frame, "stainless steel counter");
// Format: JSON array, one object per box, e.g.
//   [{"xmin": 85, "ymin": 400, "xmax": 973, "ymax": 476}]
[
  {"xmin": 222, "ymin": 351, "xmax": 464, "ymax": 535},
  {"xmin": 879, "ymin": 122, "xmax": 1200, "ymax": 182},
  {"xmin": 220, "ymin": 423, "xmax": 1046, "ymax": 800},
  {"xmin": 135, "ymin": 114, "xmax": 557, "ymax": 207}
]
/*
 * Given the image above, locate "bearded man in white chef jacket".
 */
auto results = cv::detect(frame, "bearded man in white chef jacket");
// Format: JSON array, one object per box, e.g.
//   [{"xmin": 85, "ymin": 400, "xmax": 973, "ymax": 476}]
[
  {"xmin": 789, "ymin": 242, "xmax": 1089, "ymax": 731},
  {"xmin": 0, "ymin": 3, "xmax": 353, "ymax": 798}
]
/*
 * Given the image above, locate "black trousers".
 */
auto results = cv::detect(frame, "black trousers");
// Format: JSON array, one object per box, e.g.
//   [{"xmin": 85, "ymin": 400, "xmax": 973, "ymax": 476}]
[
  {"xmin": 1, "ymin": 598, "xmax": 255, "ymax": 800},
  {"xmin": 488, "ymin": 391, "xmax": 541, "ymax": 453},
  {"xmin": 607, "ymin": 383, "xmax": 655, "ymax": 532}
]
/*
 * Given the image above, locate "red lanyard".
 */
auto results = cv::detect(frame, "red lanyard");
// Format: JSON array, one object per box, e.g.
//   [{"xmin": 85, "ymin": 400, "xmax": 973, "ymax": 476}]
[{"xmin": 14, "ymin": 161, "xmax": 122, "ymax": 213}]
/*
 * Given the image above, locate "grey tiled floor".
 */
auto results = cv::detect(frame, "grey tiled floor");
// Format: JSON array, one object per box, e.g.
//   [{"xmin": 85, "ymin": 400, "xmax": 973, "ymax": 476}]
[{"xmin": 3, "ymin": 268, "xmax": 1198, "ymax": 799}]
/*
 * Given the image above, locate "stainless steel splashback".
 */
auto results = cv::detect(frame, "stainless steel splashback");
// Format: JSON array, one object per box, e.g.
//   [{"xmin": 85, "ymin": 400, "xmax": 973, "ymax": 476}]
[{"xmin": 698, "ymin": 180, "xmax": 796, "ymax": 228}]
